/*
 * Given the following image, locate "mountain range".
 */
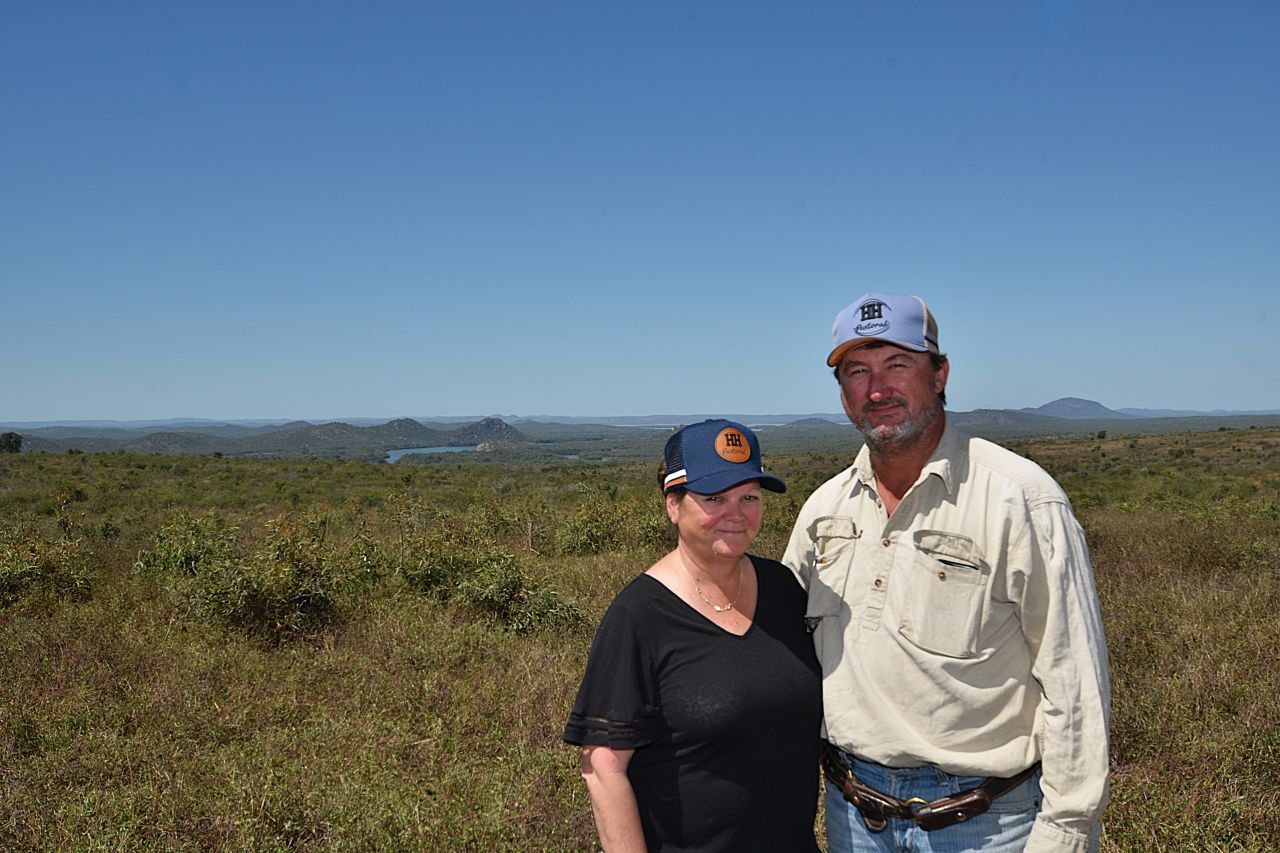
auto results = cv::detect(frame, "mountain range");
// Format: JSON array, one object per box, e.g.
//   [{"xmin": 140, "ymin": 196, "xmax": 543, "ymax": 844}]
[
  {"xmin": 4, "ymin": 399, "xmax": 1279, "ymax": 460},
  {"xmin": 1019, "ymin": 397, "xmax": 1280, "ymax": 420},
  {"xmin": 6, "ymin": 398, "xmax": 1278, "ymax": 432}
]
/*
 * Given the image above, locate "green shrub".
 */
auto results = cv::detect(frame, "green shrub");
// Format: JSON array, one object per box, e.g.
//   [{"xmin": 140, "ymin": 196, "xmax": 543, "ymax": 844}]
[
  {"xmin": 455, "ymin": 550, "xmax": 525, "ymax": 619},
  {"xmin": 135, "ymin": 509, "xmax": 368, "ymax": 640},
  {"xmin": 133, "ymin": 510, "xmax": 240, "ymax": 578},
  {"xmin": 479, "ymin": 493, "xmax": 557, "ymax": 553},
  {"xmin": 386, "ymin": 502, "xmax": 586, "ymax": 632},
  {"xmin": 632, "ymin": 502, "xmax": 674, "ymax": 552},
  {"xmin": 395, "ymin": 515, "xmax": 489, "ymax": 595},
  {"xmin": 0, "ymin": 524, "xmax": 93, "ymax": 607},
  {"xmin": 217, "ymin": 512, "xmax": 345, "ymax": 636},
  {"xmin": 555, "ymin": 491, "xmax": 624, "ymax": 555},
  {"xmin": 455, "ymin": 550, "xmax": 586, "ymax": 633}
]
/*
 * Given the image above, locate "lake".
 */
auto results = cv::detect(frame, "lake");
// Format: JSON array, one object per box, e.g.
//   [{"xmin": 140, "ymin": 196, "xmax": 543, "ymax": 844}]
[{"xmin": 385, "ymin": 446, "xmax": 477, "ymax": 462}]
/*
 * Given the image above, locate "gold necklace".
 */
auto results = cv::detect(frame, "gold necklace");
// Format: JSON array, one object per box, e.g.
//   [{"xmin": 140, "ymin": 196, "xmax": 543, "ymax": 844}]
[{"xmin": 679, "ymin": 553, "xmax": 745, "ymax": 613}]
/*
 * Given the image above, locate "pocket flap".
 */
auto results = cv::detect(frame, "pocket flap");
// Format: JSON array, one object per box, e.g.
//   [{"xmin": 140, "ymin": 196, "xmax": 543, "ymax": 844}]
[
  {"xmin": 813, "ymin": 516, "xmax": 858, "ymax": 540},
  {"xmin": 913, "ymin": 529, "xmax": 984, "ymax": 567}
]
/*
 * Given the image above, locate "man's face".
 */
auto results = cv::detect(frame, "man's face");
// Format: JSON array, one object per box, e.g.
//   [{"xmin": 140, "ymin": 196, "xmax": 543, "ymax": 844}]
[{"xmin": 835, "ymin": 343, "xmax": 948, "ymax": 450}]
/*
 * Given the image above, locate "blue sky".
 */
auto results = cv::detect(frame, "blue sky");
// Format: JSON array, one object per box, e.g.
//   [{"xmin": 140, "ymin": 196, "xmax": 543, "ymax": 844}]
[{"xmin": 4, "ymin": 2, "xmax": 1277, "ymax": 422}]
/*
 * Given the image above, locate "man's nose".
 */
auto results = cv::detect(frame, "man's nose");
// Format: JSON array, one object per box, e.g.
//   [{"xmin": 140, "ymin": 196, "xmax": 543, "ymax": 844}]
[{"xmin": 865, "ymin": 370, "xmax": 891, "ymax": 400}]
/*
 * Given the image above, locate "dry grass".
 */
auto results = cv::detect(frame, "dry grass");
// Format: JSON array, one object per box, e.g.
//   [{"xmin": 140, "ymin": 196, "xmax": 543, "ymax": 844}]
[{"xmin": 1, "ymin": 429, "xmax": 1278, "ymax": 850}]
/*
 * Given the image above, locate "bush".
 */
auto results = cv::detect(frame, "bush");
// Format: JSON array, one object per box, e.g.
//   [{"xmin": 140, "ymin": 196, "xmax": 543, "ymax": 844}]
[
  {"xmin": 0, "ymin": 524, "xmax": 93, "ymax": 607},
  {"xmin": 395, "ymin": 514, "xmax": 491, "ymax": 595},
  {"xmin": 385, "ymin": 502, "xmax": 586, "ymax": 632},
  {"xmin": 555, "ymin": 491, "xmax": 624, "ymax": 555},
  {"xmin": 135, "ymin": 509, "xmax": 368, "ymax": 640},
  {"xmin": 133, "ymin": 510, "xmax": 240, "ymax": 578},
  {"xmin": 455, "ymin": 550, "xmax": 586, "ymax": 633},
  {"xmin": 632, "ymin": 503, "xmax": 674, "ymax": 552}
]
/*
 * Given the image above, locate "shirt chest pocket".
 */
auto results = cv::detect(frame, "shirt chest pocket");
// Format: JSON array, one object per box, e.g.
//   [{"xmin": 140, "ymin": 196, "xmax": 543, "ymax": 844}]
[
  {"xmin": 898, "ymin": 530, "xmax": 989, "ymax": 659},
  {"xmin": 805, "ymin": 516, "xmax": 858, "ymax": 621}
]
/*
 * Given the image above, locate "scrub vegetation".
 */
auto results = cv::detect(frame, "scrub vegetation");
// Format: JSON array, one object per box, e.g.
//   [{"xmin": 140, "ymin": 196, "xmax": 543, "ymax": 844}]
[{"xmin": 1, "ymin": 427, "xmax": 1278, "ymax": 850}]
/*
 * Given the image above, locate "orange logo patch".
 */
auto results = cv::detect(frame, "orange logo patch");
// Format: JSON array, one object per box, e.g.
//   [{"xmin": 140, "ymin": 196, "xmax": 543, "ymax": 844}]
[{"xmin": 715, "ymin": 428, "xmax": 751, "ymax": 463}]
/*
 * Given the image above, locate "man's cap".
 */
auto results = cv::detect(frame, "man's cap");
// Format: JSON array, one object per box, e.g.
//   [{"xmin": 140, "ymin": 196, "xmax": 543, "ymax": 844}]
[
  {"xmin": 661, "ymin": 419, "xmax": 786, "ymax": 496},
  {"xmin": 827, "ymin": 292, "xmax": 940, "ymax": 367}
]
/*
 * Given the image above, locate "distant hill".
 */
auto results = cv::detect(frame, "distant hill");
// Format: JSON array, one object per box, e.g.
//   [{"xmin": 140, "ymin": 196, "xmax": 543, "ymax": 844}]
[
  {"xmin": 124, "ymin": 431, "xmax": 222, "ymax": 455},
  {"xmin": 781, "ymin": 417, "xmax": 844, "ymax": 429},
  {"xmin": 1020, "ymin": 398, "xmax": 1136, "ymax": 420},
  {"xmin": 14, "ymin": 417, "xmax": 530, "ymax": 460},
  {"xmin": 449, "ymin": 417, "xmax": 529, "ymax": 445},
  {"xmin": 363, "ymin": 418, "xmax": 453, "ymax": 446}
]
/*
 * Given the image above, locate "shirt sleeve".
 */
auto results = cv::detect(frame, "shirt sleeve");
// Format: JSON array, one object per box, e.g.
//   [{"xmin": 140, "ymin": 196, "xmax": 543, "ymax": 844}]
[
  {"xmin": 781, "ymin": 499, "xmax": 818, "ymax": 590},
  {"xmin": 1018, "ymin": 499, "xmax": 1111, "ymax": 853},
  {"xmin": 563, "ymin": 585, "xmax": 665, "ymax": 749}
]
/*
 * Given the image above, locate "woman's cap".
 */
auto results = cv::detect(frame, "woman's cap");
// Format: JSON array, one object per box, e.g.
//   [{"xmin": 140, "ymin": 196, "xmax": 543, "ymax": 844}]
[
  {"xmin": 827, "ymin": 292, "xmax": 940, "ymax": 367},
  {"xmin": 661, "ymin": 419, "xmax": 786, "ymax": 495}
]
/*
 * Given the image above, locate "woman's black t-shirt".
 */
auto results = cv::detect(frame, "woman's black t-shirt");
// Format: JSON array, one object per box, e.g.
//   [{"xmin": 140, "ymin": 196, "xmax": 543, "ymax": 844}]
[{"xmin": 564, "ymin": 555, "xmax": 822, "ymax": 852}]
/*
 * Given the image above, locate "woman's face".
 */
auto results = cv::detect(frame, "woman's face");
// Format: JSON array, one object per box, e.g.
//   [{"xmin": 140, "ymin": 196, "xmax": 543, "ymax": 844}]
[{"xmin": 666, "ymin": 480, "xmax": 764, "ymax": 561}]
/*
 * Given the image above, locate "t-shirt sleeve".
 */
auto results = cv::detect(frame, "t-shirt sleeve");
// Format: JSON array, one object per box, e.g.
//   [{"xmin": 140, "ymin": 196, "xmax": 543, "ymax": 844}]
[{"xmin": 563, "ymin": 584, "xmax": 664, "ymax": 749}]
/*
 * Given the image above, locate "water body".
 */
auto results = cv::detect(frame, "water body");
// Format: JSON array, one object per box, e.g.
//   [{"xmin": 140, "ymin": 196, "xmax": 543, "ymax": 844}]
[{"xmin": 386, "ymin": 446, "xmax": 476, "ymax": 463}]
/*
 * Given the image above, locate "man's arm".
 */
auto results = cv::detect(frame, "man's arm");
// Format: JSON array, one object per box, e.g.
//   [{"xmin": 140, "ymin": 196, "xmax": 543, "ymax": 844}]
[{"xmin": 1020, "ymin": 499, "xmax": 1111, "ymax": 853}]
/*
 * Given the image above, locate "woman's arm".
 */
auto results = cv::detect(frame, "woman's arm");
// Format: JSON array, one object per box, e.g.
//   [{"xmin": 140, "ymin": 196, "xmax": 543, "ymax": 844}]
[{"xmin": 579, "ymin": 745, "xmax": 645, "ymax": 853}]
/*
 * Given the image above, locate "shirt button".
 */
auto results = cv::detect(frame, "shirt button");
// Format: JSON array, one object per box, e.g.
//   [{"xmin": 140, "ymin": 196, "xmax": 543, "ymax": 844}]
[
  {"xmin": 873, "ymin": 578, "xmax": 883, "ymax": 588},
  {"xmin": 937, "ymin": 571, "xmax": 947, "ymax": 581},
  {"xmin": 881, "ymin": 538, "xmax": 891, "ymax": 548}
]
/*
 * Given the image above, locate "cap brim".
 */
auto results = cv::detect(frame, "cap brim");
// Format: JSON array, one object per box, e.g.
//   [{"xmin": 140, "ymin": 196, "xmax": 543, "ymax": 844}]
[
  {"xmin": 682, "ymin": 471, "xmax": 787, "ymax": 495},
  {"xmin": 827, "ymin": 337, "xmax": 931, "ymax": 367}
]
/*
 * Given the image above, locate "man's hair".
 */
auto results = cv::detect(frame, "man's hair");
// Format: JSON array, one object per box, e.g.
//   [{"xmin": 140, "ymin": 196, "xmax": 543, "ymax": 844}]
[{"xmin": 831, "ymin": 347, "xmax": 949, "ymax": 406}]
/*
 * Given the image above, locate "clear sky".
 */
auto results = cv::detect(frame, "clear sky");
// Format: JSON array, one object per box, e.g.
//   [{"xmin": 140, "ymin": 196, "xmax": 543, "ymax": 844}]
[{"xmin": 4, "ymin": 2, "xmax": 1277, "ymax": 422}]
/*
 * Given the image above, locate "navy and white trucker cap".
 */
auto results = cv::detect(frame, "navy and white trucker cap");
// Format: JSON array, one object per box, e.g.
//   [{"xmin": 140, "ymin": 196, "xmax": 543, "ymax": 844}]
[{"xmin": 661, "ymin": 419, "xmax": 786, "ymax": 496}]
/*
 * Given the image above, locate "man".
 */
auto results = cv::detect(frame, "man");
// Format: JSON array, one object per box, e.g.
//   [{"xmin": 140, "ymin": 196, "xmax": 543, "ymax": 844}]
[{"xmin": 783, "ymin": 293, "xmax": 1110, "ymax": 853}]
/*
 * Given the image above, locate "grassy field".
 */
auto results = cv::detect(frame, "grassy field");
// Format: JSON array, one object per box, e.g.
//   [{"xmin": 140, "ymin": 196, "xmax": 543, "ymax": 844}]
[{"xmin": 2, "ymin": 427, "xmax": 1278, "ymax": 851}]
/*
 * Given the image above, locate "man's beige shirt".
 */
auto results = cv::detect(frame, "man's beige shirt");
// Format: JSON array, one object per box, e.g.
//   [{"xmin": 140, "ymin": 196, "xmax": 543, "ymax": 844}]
[{"xmin": 783, "ymin": 424, "xmax": 1110, "ymax": 853}]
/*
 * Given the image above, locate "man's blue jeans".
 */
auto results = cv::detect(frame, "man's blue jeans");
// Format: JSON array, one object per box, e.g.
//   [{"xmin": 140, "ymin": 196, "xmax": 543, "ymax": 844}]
[{"xmin": 825, "ymin": 754, "xmax": 1042, "ymax": 853}]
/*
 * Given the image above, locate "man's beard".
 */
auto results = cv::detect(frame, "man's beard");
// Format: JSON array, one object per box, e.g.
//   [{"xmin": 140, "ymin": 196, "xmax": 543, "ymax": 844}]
[{"xmin": 852, "ymin": 398, "xmax": 941, "ymax": 451}]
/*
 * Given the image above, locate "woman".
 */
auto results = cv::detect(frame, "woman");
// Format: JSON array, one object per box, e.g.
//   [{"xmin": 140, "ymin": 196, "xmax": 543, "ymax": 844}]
[{"xmin": 564, "ymin": 419, "xmax": 821, "ymax": 852}]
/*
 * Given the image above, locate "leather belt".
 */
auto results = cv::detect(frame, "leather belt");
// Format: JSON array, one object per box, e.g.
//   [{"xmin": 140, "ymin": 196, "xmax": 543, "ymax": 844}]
[{"xmin": 820, "ymin": 741, "xmax": 1040, "ymax": 833}]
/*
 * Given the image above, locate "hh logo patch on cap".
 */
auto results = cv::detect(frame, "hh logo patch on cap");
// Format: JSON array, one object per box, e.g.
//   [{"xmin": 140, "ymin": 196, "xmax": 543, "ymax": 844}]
[
  {"xmin": 855, "ymin": 299, "xmax": 891, "ymax": 337},
  {"xmin": 715, "ymin": 428, "xmax": 751, "ymax": 463}
]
